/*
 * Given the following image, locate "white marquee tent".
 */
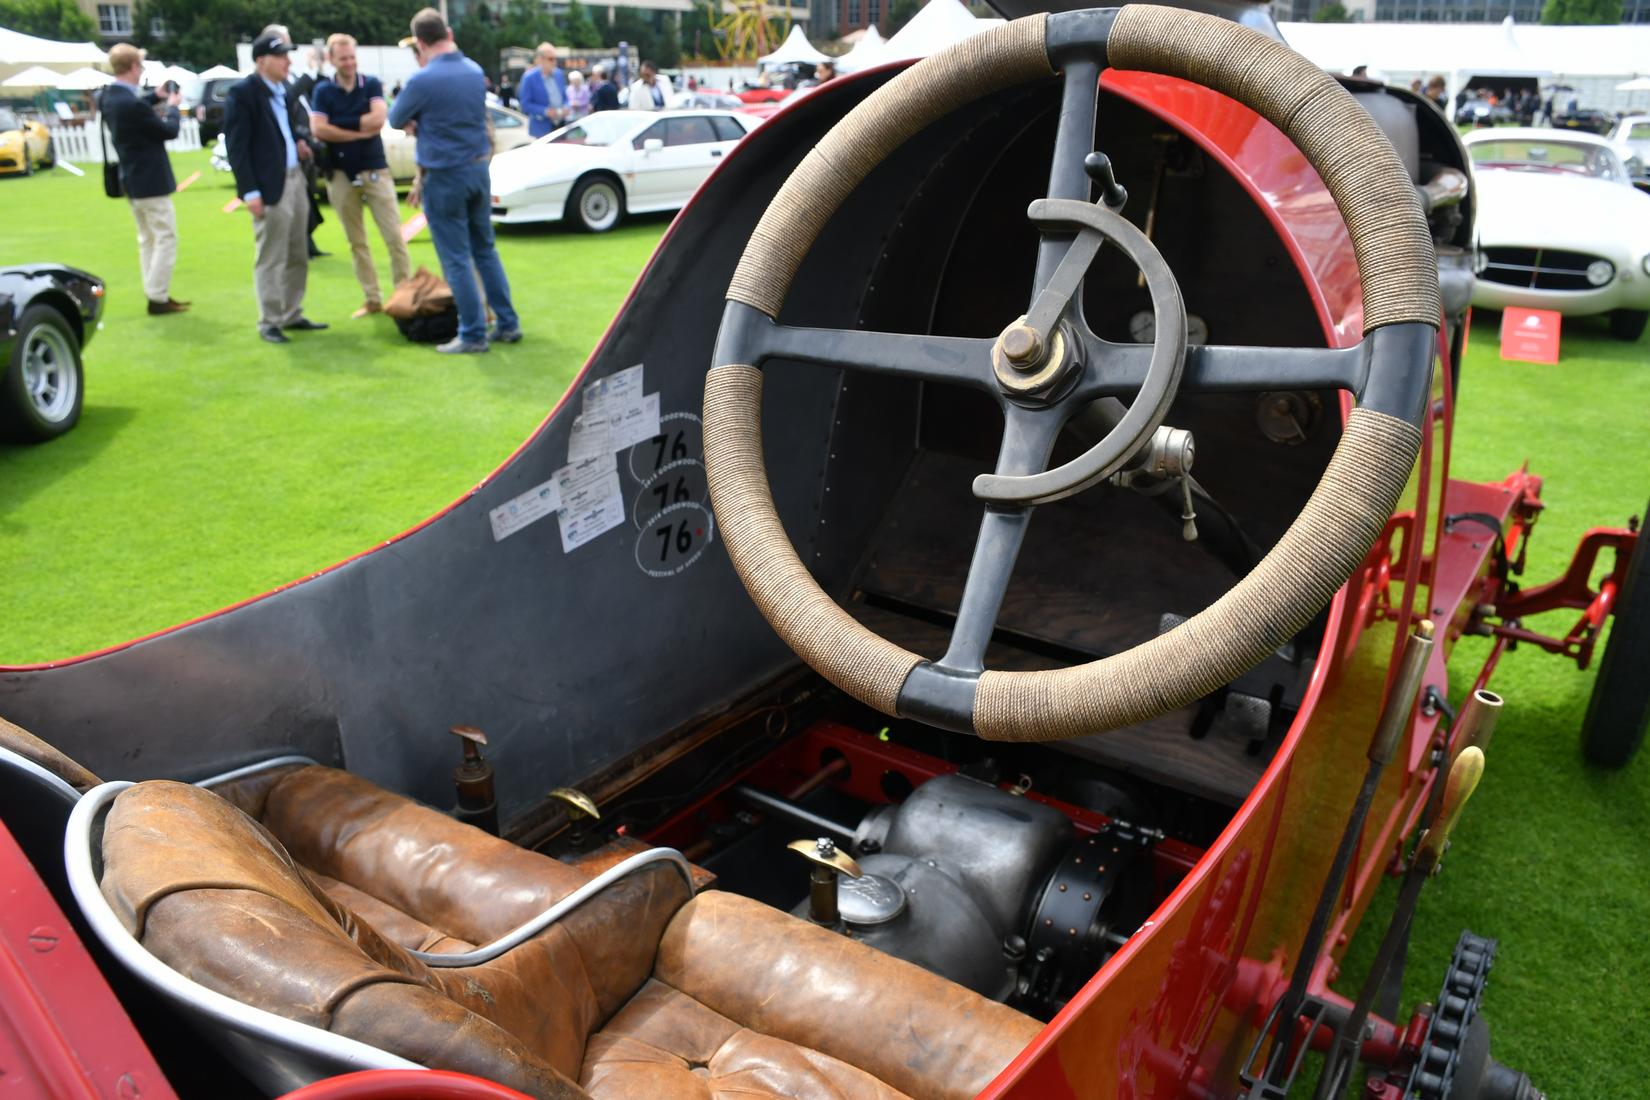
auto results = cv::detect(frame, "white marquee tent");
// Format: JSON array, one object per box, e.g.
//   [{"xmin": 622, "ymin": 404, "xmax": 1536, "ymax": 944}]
[
  {"xmin": 1, "ymin": 63, "xmax": 65, "ymax": 88},
  {"xmin": 758, "ymin": 25, "xmax": 830, "ymax": 69},
  {"xmin": 56, "ymin": 66, "xmax": 114, "ymax": 89},
  {"xmin": 197, "ymin": 63, "xmax": 242, "ymax": 80},
  {"xmin": 0, "ymin": 25, "xmax": 108, "ymax": 86},
  {"xmin": 845, "ymin": 0, "xmax": 1004, "ymax": 71},
  {"xmin": 836, "ymin": 25, "xmax": 885, "ymax": 73},
  {"xmin": 1280, "ymin": 18, "xmax": 1650, "ymax": 113}
]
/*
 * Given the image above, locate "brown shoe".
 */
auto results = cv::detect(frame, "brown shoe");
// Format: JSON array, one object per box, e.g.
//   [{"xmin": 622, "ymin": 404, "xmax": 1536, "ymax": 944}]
[
  {"xmin": 148, "ymin": 299, "xmax": 188, "ymax": 315},
  {"xmin": 351, "ymin": 301, "xmax": 383, "ymax": 319},
  {"xmin": 168, "ymin": 297, "xmax": 191, "ymax": 307}
]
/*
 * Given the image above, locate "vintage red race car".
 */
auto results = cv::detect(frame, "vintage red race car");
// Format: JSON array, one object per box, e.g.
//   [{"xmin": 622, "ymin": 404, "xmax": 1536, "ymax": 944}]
[{"xmin": 2, "ymin": 3, "xmax": 1642, "ymax": 1099}]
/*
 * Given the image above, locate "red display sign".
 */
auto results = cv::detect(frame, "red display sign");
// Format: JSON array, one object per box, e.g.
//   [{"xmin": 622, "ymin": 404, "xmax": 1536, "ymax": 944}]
[{"xmin": 1500, "ymin": 307, "xmax": 1562, "ymax": 364}]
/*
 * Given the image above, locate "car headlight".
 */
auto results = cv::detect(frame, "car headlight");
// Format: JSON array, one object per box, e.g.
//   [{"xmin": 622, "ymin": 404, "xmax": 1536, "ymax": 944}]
[
  {"xmin": 1586, "ymin": 260, "xmax": 1615, "ymax": 286},
  {"xmin": 1474, "ymin": 250, "xmax": 1489, "ymax": 274}
]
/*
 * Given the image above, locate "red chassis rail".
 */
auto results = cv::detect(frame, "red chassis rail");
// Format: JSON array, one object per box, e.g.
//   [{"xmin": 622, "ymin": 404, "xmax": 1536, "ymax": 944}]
[{"xmin": 1471, "ymin": 482, "xmax": 1638, "ymax": 673}]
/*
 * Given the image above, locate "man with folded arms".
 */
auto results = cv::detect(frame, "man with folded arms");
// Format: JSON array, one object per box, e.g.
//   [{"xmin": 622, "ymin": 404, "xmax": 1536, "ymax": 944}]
[
  {"xmin": 389, "ymin": 8, "xmax": 521, "ymax": 353},
  {"xmin": 224, "ymin": 32, "xmax": 328, "ymax": 344},
  {"xmin": 311, "ymin": 33, "xmax": 411, "ymax": 318}
]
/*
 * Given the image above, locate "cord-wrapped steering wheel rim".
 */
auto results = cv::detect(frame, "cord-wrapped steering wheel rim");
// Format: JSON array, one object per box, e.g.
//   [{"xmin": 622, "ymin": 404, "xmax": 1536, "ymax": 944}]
[{"xmin": 704, "ymin": 5, "xmax": 1436, "ymax": 741}]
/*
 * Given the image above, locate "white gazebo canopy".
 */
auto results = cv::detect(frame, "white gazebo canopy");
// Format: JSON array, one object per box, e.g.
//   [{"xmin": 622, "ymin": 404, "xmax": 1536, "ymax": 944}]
[
  {"xmin": 1, "ymin": 63, "xmax": 66, "ymax": 88},
  {"xmin": 196, "ymin": 63, "xmax": 242, "ymax": 80},
  {"xmin": 1280, "ymin": 18, "xmax": 1650, "ymax": 112},
  {"xmin": 0, "ymin": 26, "xmax": 107, "ymax": 65},
  {"xmin": 835, "ymin": 24, "xmax": 885, "ymax": 73},
  {"xmin": 872, "ymin": 0, "xmax": 1002, "ymax": 68},
  {"xmin": 758, "ymin": 25, "xmax": 829, "ymax": 69},
  {"xmin": 56, "ymin": 66, "xmax": 114, "ymax": 89},
  {"xmin": 1618, "ymin": 76, "xmax": 1650, "ymax": 92},
  {"xmin": 147, "ymin": 62, "xmax": 196, "ymax": 85}
]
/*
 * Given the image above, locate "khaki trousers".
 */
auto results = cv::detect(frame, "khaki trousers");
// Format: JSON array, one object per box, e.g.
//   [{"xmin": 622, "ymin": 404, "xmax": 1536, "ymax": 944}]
[
  {"xmin": 129, "ymin": 194, "xmax": 177, "ymax": 305},
  {"xmin": 325, "ymin": 169, "xmax": 411, "ymax": 307},
  {"xmin": 252, "ymin": 167, "xmax": 310, "ymax": 328}
]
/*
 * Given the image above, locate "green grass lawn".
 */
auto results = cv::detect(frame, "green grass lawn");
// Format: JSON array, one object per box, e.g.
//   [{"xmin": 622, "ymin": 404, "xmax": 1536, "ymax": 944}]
[
  {"xmin": 4, "ymin": 150, "xmax": 1648, "ymax": 1096},
  {"xmin": 2, "ymin": 149, "xmax": 668, "ymax": 658}
]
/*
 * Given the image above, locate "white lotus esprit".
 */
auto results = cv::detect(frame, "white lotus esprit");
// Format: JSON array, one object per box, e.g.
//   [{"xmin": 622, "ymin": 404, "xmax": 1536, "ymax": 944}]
[
  {"xmin": 489, "ymin": 110, "xmax": 759, "ymax": 233},
  {"xmin": 1466, "ymin": 128, "xmax": 1650, "ymax": 341}
]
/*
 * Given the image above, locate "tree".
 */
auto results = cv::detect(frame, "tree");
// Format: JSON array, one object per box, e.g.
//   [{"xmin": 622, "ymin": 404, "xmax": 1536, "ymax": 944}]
[
  {"xmin": 0, "ymin": 0, "xmax": 96, "ymax": 41},
  {"xmin": 562, "ymin": 0, "xmax": 603, "ymax": 48},
  {"xmin": 132, "ymin": 0, "xmax": 412, "ymax": 69},
  {"xmin": 888, "ymin": 0, "xmax": 919, "ymax": 32},
  {"xmin": 1312, "ymin": 1, "xmax": 1352, "ymax": 20},
  {"xmin": 603, "ymin": 7, "xmax": 679, "ymax": 68},
  {"xmin": 1541, "ymin": 0, "xmax": 1621, "ymax": 22}
]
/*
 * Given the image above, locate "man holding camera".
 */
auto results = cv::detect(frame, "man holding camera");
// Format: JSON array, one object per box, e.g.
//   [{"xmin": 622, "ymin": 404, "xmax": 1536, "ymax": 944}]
[
  {"xmin": 102, "ymin": 42, "xmax": 188, "ymax": 315},
  {"xmin": 310, "ymin": 33, "xmax": 410, "ymax": 318}
]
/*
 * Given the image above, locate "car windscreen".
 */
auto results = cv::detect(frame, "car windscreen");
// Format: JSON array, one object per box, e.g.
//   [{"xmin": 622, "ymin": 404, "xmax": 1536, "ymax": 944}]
[
  {"xmin": 0, "ymin": 108, "xmax": 21, "ymax": 132},
  {"xmin": 1470, "ymin": 139, "xmax": 1619, "ymax": 179},
  {"xmin": 550, "ymin": 114, "xmax": 634, "ymax": 146}
]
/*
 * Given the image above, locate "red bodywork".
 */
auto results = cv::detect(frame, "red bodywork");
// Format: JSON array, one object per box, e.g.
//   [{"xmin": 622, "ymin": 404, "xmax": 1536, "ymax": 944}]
[{"xmin": 0, "ymin": 64, "xmax": 1636, "ymax": 1100}]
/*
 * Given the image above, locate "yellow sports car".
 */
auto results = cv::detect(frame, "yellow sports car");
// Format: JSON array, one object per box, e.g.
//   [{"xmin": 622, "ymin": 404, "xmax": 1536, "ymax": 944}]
[{"xmin": 0, "ymin": 107, "xmax": 53, "ymax": 176}]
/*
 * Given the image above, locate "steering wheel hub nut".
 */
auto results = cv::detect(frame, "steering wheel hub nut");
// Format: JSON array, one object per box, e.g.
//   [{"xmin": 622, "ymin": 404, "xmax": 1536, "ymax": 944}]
[{"xmin": 993, "ymin": 316, "xmax": 1079, "ymax": 399}]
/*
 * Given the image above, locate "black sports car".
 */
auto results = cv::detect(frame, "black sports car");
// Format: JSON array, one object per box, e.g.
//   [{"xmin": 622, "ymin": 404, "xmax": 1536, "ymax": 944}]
[{"xmin": 1, "ymin": 264, "xmax": 103, "ymax": 442}]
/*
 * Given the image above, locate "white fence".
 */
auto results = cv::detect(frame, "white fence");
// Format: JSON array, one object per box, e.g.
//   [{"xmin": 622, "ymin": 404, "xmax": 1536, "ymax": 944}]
[{"xmin": 48, "ymin": 116, "xmax": 203, "ymax": 164}]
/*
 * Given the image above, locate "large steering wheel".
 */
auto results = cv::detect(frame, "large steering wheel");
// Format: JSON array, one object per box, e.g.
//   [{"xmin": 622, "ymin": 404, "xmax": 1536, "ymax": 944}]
[{"xmin": 704, "ymin": 5, "xmax": 1439, "ymax": 742}]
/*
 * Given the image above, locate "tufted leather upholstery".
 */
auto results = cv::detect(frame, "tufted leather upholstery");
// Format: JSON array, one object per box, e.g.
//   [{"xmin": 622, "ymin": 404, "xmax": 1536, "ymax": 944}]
[{"xmin": 98, "ymin": 766, "xmax": 1043, "ymax": 1099}]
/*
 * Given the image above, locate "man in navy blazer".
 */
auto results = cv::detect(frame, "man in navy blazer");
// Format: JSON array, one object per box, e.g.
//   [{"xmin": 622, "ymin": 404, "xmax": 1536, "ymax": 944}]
[
  {"xmin": 101, "ymin": 42, "xmax": 187, "ymax": 314},
  {"xmin": 224, "ymin": 32, "xmax": 327, "ymax": 344}
]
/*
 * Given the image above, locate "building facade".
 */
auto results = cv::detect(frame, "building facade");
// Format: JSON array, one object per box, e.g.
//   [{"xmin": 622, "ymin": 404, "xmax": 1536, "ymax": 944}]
[{"xmin": 75, "ymin": 0, "xmax": 135, "ymax": 40}]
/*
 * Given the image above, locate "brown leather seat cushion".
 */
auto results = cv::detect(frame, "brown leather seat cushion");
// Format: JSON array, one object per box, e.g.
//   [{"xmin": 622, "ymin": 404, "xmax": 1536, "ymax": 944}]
[
  {"xmin": 653, "ymin": 890, "xmax": 1043, "ymax": 1100},
  {"xmin": 581, "ymin": 980, "xmax": 909, "ymax": 1100},
  {"xmin": 100, "ymin": 780, "xmax": 682, "ymax": 1098},
  {"xmin": 100, "ymin": 771, "xmax": 1043, "ymax": 1100}
]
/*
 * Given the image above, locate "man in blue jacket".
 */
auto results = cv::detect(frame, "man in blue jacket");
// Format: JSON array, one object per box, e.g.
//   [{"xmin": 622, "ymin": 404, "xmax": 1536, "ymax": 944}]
[
  {"xmin": 517, "ymin": 42, "xmax": 567, "ymax": 139},
  {"xmin": 224, "ymin": 32, "xmax": 327, "ymax": 344},
  {"xmin": 389, "ymin": 7, "xmax": 521, "ymax": 353},
  {"xmin": 101, "ymin": 42, "xmax": 187, "ymax": 314}
]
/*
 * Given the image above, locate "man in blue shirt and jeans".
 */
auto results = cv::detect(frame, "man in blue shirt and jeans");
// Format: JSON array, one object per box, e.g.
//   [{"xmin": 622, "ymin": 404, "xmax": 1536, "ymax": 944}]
[{"xmin": 388, "ymin": 8, "xmax": 521, "ymax": 353}]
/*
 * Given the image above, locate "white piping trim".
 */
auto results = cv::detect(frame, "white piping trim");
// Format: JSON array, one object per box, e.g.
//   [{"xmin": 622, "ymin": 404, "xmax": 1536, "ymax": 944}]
[
  {"xmin": 409, "ymin": 847, "xmax": 695, "ymax": 968},
  {"xmin": 65, "ymin": 782, "xmax": 424, "ymax": 1077},
  {"xmin": 0, "ymin": 742, "xmax": 83, "ymax": 804},
  {"xmin": 195, "ymin": 755, "xmax": 319, "ymax": 789}
]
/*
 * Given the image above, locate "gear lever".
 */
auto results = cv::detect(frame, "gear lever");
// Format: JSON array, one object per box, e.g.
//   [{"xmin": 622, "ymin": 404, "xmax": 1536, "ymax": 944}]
[{"xmin": 1083, "ymin": 151, "xmax": 1129, "ymax": 210}]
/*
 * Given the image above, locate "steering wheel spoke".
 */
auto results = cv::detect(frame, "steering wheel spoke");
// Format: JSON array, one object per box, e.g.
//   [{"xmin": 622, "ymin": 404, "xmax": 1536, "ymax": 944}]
[
  {"xmin": 1078, "ymin": 339, "xmax": 1369, "ymax": 400},
  {"xmin": 713, "ymin": 300, "xmax": 999, "ymax": 392},
  {"xmin": 937, "ymin": 405, "xmax": 1066, "ymax": 671},
  {"xmin": 1033, "ymin": 60, "xmax": 1102, "ymax": 293}
]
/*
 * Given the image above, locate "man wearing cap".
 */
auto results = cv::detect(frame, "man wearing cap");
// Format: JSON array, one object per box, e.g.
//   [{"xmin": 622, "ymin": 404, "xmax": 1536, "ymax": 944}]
[
  {"xmin": 101, "ymin": 42, "xmax": 188, "ymax": 315},
  {"xmin": 225, "ymin": 32, "xmax": 327, "ymax": 344},
  {"xmin": 311, "ymin": 33, "xmax": 410, "ymax": 318},
  {"xmin": 388, "ymin": 8, "xmax": 520, "ymax": 353}
]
